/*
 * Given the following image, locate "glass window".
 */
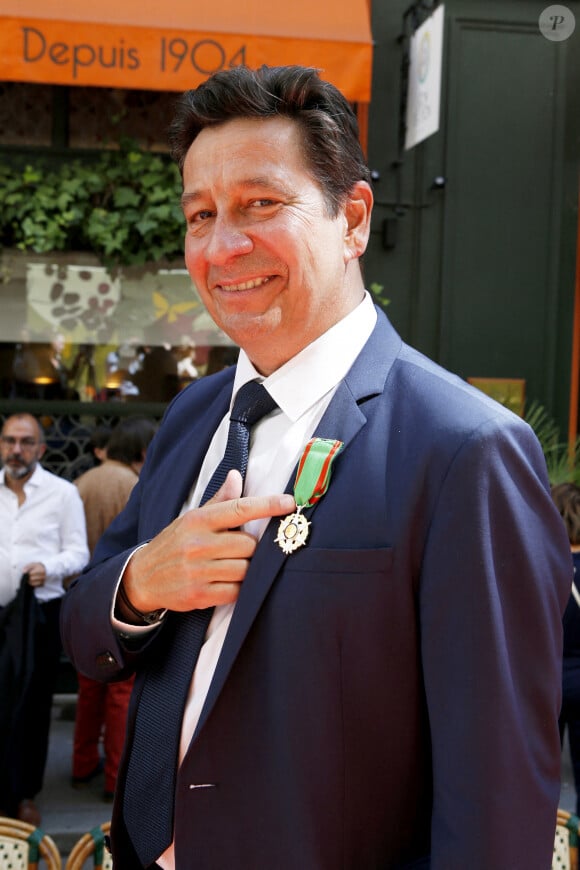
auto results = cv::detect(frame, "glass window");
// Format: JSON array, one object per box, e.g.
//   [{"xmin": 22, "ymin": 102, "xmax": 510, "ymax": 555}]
[
  {"xmin": 0, "ymin": 252, "xmax": 237, "ymax": 403},
  {"xmin": 0, "ymin": 84, "xmax": 237, "ymax": 405}
]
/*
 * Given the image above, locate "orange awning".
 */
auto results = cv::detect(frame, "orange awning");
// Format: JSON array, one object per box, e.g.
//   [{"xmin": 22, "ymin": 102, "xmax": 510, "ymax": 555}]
[{"xmin": 0, "ymin": 0, "xmax": 373, "ymax": 102}]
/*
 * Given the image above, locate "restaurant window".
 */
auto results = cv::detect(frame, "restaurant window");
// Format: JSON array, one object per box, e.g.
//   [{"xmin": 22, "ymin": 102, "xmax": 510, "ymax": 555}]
[
  {"xmin": 0, "ymin": 82, "xmax": 53, "ymax": 147},
  {"xmin": 0, "ymin": 82, "xmax": 177, "ymax": 151},
  {"xmin": 0, "ymin": 252, "xmax": 237, "ymax": 403},
  {"xmin": 68, "ymin": 87, "xmax": 177, "ymax": 151},
  {"xmin": 0, "ymin": 84, "xmax": 237, "ymax": 406}
]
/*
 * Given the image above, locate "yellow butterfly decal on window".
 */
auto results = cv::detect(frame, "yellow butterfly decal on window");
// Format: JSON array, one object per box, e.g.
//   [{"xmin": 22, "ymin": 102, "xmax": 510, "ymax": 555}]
[{"xmin": 153, "ymin": 291, "xmax": 198, "ymax": 324}]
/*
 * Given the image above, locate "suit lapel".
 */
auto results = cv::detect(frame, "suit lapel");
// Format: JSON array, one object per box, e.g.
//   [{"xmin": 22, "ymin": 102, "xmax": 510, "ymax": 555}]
[{"xmin": 194, "ymin": 309, "xmax": 402, "ymax": 737}]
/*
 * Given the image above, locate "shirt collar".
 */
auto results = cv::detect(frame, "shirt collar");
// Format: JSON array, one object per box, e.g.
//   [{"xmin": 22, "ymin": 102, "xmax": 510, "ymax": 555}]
[{"xmin": 233, "ymin": 291, "xmax": 377, "ymax": 422}]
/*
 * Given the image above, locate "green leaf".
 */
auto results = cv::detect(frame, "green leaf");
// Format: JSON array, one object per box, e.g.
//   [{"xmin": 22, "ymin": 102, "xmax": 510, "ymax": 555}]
[
  {"xmin": 114, "ymin": 187, "xmax": 141, "ymax": 208},
  {"xmin": 525, "ymin": 400, "xmax": 579, "ymax": 485},
  {"xmin": 0, "ymin": 141, "xmax": 186, "ymax": 266}
]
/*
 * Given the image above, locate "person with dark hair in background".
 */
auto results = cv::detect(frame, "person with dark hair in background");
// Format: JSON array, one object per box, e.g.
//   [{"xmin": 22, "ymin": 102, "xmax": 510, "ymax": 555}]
[
  {"xmin": 72, "ymin": 417, "xmax": 157, "ymax": 801},
  {"xmin": 0, "ymin": 413, "xmax": 88, "ymax": 826},
  {"xmin": 61, "ymin": 66, "xmax": 572, "ymax": 869},
  {"xmin": 553, "ymin": 482, "xmax": 580, "ymax": 814},
  {"xmin": 88, "ymin": 424, "xmax": 112, "ymax": 466},
  {"xmin": 69, "ymin": 424, "xmax": 111, "ymax": 481}
]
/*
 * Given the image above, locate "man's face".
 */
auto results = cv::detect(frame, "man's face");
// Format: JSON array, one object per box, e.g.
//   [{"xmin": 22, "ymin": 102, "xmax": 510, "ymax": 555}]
[
  {"xmin": 0, "ymin": 417, "xmax": 45, "ymax": 481},
  {"xmin": 181, "ymin": 116, "xmax": 371, "ymax": 375}
]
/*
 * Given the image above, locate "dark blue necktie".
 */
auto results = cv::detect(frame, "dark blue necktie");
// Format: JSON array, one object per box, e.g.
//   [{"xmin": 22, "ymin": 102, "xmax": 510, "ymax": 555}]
[{"xmin": 123, "ymin": 381, "xmax": 277, "ymax": 867}]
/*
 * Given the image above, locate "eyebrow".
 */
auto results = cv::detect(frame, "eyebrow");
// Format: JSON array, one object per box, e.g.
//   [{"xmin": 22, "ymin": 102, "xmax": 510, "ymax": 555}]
[
  {"xmin": 181, "ymin": 191, "xmax": 203, "ymax": 209},
  {"xmin": 181, "ymin": 177, "xmax": 290, "ymax": 209}
]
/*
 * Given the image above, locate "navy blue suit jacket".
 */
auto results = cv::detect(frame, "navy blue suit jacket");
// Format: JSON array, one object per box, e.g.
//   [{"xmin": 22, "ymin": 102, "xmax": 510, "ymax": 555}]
[{"xmin": 61, "ymin": 309, "xmax": 572, "ymax": 869}]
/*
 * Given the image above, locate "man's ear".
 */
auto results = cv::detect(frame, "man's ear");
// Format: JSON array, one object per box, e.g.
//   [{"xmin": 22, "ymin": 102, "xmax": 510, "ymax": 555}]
[{"xmin": 343, "ymin": 180, "xmax": 373, "ymax": 263}]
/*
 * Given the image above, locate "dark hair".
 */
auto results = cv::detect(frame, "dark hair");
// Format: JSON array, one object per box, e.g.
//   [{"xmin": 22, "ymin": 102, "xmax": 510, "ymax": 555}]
[
  {"xmin": 552, "ymin": 482, "xmax": 580, "ymax": 546},
  {"xmin": 87, "ymin": 424, "xmax": 112, "ymax": 454},
  {"xmin": 106, "ymin": 417, "xmax": 157, "ymax": 466},
  {"xmin": 169, "ymin": 65, "xmax": 371, "ymax": 217}
]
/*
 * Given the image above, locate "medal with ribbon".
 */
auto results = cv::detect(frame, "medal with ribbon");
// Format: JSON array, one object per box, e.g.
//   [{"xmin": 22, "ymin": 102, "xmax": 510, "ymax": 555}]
[{"xmin": 275, "ymin": 437, "xmax": 344, "ymax": 554}]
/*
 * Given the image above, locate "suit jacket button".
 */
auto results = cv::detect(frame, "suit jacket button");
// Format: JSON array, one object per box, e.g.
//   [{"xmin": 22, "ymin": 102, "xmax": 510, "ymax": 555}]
[{"xmin": 96, "ymin": 650, "xmax": 119, "ymax": 672}]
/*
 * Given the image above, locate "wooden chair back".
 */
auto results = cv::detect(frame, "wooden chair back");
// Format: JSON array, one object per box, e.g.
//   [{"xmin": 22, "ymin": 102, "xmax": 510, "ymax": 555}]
[
  {"xmin": 554, "ymin": 809, "xmax": 580, "ymax": 870},
  {"xmin": 64, "ymin": 822, "xmax": 112, "ymax": 870},
  {"xmin": 0, "ymin": 817, "xmax": 61, "ymax": 870}
]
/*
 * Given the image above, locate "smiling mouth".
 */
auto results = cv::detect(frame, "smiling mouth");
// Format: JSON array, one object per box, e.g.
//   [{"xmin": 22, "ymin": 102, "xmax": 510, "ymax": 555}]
[{"xmin": 218, "ymin": 276, "xmax": 272, "ymax": 292}]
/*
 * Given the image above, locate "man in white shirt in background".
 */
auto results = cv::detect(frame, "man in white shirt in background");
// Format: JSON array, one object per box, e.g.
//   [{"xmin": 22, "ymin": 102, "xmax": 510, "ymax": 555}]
[{"xmin": 0, "ymin": 413, "xmax": 88, "ymax": 826}]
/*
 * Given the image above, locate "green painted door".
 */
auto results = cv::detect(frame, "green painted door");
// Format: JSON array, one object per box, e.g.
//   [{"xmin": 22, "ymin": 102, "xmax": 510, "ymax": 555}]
[{"xmin": 366, "ymin": 0, "xmax": 579, "ymax": 428}]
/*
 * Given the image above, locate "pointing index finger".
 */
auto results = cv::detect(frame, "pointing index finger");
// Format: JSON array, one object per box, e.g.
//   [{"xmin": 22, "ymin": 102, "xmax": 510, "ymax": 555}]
[{"xmin": 204, "ymin": 492, "xmax": 296, "ymax": 530}]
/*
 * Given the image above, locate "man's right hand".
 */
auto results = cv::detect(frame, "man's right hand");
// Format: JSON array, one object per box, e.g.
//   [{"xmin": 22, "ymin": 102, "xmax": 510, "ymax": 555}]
[{"xmin": 119, "ymin": 470, "xmax": 295, "ymax": 618}]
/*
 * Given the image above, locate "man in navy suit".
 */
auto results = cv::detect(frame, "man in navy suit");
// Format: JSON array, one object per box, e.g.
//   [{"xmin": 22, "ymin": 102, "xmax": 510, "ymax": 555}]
[{"xmin": 61, "ymin": 65, "xmax": 572, "ymax": 869}]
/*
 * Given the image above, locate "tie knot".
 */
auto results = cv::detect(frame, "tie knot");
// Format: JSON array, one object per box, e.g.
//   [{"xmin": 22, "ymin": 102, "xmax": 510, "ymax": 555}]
[{"xmin": 230, "ymin": 381, "xmax": 278, "ymax": 427}]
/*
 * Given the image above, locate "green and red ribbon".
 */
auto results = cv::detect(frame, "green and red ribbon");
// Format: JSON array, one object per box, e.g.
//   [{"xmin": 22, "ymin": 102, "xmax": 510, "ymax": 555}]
[{"xmin": 293, "ymin": 438, "xmax": 344, "ymax": 508}]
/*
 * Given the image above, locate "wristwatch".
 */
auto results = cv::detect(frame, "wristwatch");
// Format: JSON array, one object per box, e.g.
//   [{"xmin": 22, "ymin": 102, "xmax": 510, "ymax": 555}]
[{"xmin": 118, "ymin": 581, "xmax": 166, "ymax": 625}]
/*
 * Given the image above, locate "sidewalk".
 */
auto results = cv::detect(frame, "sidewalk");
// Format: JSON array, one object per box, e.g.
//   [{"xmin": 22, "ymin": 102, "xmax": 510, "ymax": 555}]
[
  {"xmin": 37, "ymin": 695, "xmax": 112, "ymax": 858},
  {"xmin": 36, "ymin": 694, "xmax": 579, "ymax": 859}
]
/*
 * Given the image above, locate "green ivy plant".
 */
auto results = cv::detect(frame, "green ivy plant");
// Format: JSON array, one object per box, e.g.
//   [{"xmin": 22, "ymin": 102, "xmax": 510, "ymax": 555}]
[
  {"xmin": 369, "ymin": 281, "xmax": 390, "ymax": 310},
  {"xmin": 0, "ymin": 141, "xmax": 185, "ymax": 269}
]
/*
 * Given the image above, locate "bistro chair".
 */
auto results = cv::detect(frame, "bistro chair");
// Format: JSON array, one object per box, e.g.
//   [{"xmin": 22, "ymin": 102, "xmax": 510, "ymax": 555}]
[
  {"xmin": 554, "ymin": 808, "xmax": 580, "ymax": 870},
  {"xmin": 0, "ymin": 816, "xmax": 61, "ymax": 870},
  {"xmin": 65, "ymin": 822, "xmax": 112, "ymax": 870}
]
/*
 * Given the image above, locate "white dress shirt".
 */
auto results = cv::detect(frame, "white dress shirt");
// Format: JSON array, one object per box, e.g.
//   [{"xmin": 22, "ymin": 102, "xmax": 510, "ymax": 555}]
[
  {"xmin": 0, "ymin": 464, "xmax": 89, "ymax": 607},
  {"xmin": 157, "ymin": 293, "xmax": 377, "ymax": 868}
]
